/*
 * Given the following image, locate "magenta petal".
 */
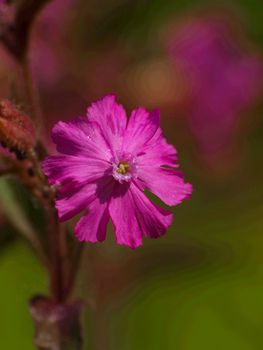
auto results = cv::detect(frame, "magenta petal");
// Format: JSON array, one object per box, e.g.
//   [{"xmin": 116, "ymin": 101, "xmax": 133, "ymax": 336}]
[
  {"xmin": 138, "ymin": 127, "xmax": 178, "ymax": 167},
  {"xmin": 56, "ymin": 182, "xmax": 98, "ymax": 221},
  {"xmin": 73, "ymin": 176, "xmax": 115, "ymax": 242},
  {"xmin": 109, "ymin": 183, "xmax": 173, "ymax": 249},
  {"xmin": 42, "ymin": 155, "xmax": 111, "ymax": 186},
  {"xmin": 129, "ymin": 183, "xmax": 173, "ymax": 238},
  {"xmin": 123, "ymin": 108, "xmax": 160, "ymax": 155},
  {"xmin": 74, "ymin": 199, "xmax": 110, "ymax": 243},
  {"xmin": 52, "ymin": 119, "xmax": 111, "ymax": 161},
  {"xmin": 137, "ymin": 167, "xmax": 192, "ymax": 206},
  {"xmin": 87, "ymin": 94, "xmax": 127, "ymax": 153},
  {"xmin": 56, "ymin": 176, "xmax": 115, "ymax": 222},
  {"xmin": 109, "ymin": 184, "xmax": 142, "ymax": 248}
]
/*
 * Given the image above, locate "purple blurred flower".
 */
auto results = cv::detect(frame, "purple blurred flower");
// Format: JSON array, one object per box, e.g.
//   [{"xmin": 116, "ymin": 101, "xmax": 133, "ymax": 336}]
[
  {"xmin": 43, "ymin": 95, "xmax": 192, "ymax": 249},
  {"xmin": 167, "ymin": 14, "xmax": 263, "ymax": 162}
]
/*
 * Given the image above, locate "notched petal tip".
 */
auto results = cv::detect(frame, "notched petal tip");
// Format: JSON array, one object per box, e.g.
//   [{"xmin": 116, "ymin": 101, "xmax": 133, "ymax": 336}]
[
  {"xmin": 73, "ymin": 200, "xmax": 110, "ymax": 243},
  {"xmin": 116, "ymin": 238, "xmax": 143, "ymax": 250},
  {"xmin": 51, "ymin": 121, "xmax": 71, "ymax": 144},
  {"xmin": 74, "ymin": 223, "xmax": 106, "ymax": 244},
  {"xmin": 86, "ymin": 94, "xmax": 119, "ymax": 119},
  {"xmin": 149, "ymin": 108, "xmax": 160, "ymax": 124},
  {"xmin": 183, "ymin": 182, "xmax": 193, "ymax": 199}
]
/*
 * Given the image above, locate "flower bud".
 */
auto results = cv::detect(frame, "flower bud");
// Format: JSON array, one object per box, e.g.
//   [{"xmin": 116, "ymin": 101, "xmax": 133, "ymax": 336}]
[{"xmin": 0, "ymin": 100, "xmax": 36, "ymax": 158}]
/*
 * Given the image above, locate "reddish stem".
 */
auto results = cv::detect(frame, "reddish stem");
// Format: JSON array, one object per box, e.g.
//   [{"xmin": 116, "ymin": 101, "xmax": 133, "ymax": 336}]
[
  {"xmin": 46, "ymin": 208, "xmax": 69, "ymax": 302},
  {"xmin": 1, "ymin": 0, "xmax": 53, "ymax": 60},
  {"xmin": 64, "ymin": 242, "xmax": 85, "ymax": 299}
]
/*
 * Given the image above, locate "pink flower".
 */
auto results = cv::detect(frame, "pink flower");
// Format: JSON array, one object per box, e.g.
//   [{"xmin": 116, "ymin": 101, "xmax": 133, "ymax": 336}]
[
  {"xmin": 166, "ymin": 14, "xmax": 263, "ymax": 164},
  {"xmin": 43, "ymin": 95, "xmax": 192, "ymax": 249}
]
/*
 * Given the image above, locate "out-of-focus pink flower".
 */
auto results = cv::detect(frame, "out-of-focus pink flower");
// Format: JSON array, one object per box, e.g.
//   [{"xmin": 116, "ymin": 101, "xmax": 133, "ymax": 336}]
[
  {"xmin": 166, "ymin": 14, "xmax": 263, "ymax": 164},
  {"xmin": 43, "ymin": 95, "xmax": 192, "ymax": 249}
]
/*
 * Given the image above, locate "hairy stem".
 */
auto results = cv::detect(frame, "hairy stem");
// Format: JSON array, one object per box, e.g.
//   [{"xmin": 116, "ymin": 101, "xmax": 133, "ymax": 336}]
[
  {"xmin": 12, "ymin": 0, "xmax": 71, "ymax": 304},
  {"xmin": 1, "ymin": 2, "xmax": 83, "ymax": 345}
]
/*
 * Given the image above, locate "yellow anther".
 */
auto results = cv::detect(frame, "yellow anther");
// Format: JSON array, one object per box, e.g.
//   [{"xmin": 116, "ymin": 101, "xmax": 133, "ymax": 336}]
[{"xmin": 116, "ymin": 161, "xmax": 130, "ymax": 175}]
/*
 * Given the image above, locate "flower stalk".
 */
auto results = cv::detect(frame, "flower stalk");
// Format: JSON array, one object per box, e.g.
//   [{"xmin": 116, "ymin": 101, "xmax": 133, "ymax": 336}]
[{"xmin": 0, "ymin": 1, "xmax": 85, "ymax": 348}]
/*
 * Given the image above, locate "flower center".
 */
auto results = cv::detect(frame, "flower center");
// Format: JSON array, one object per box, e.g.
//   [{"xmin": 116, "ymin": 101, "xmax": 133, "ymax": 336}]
[
  {"xmin": 116, "ymin": 161, "xmax": 130, "ymax": 175},
  {"xmin": 112, "ymin": 153, "xmax": 138, "ymax": 183}
]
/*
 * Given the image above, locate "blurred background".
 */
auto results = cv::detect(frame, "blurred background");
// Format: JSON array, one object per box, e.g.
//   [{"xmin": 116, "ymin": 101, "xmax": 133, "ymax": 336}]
[{"xmin": 0, "ymin": 0, "xmax": 263, "ymax": 349}]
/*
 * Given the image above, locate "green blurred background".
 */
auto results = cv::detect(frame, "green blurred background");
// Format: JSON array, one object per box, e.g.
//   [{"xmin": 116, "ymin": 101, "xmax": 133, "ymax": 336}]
[{"xmin": 0, "ymin": 0, "xmax": 263, "ymax": 349}]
